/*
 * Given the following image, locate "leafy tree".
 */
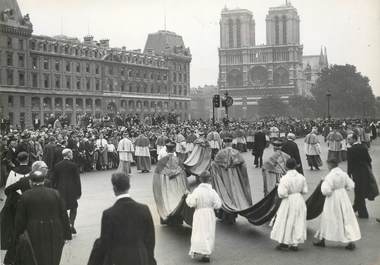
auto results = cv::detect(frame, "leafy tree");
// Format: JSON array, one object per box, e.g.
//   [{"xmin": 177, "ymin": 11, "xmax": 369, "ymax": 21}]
[
  {"xmin": 288, "ymin": 95, "xmax": 317, "ymax": 118},
  {"xmin": 311, "ymin": 64, "xmax": 376, "ymax": 118},
  {"xmin": 257, "ymin": 95, "xmax": 289, "ymax": 117}
]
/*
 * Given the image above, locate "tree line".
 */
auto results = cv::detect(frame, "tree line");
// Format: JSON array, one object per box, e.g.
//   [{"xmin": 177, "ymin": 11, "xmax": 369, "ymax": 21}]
[{"xmin": 257, "ymin": 64, "xmax": 380, "ymax": 119}]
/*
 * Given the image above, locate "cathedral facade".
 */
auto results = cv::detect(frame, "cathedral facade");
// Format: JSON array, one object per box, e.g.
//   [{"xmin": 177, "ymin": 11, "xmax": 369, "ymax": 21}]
[
  {"xmin": 0, "ymin": 0, "xmax": 191, "ymax": 128},
  {"xmin": 218, "ymin": 2, "xmax": 327, "ymax": 119}
]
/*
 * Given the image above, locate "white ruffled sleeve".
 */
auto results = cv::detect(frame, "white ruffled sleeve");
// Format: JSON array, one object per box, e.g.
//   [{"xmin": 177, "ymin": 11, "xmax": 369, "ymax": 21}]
[
  {"xmin": 321, "ymin": 178, "xmax": 333, "ymax": 197},
  {"xmin": 277, "ymin": 178, "xmax": 289, "ymax": 199},
  {"xmin": 185, "ymin": 191, "xmax": 197, "ymax": 208}
]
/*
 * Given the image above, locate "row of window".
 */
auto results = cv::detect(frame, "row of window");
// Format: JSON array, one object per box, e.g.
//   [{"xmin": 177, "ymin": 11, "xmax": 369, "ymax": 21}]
[
  {"xmin": 8, "ymin": 95, "xmax": 189, "ymax": 111},
  {"xmin": 1, "ymin": 52, "xmax": 189, "ymax": 85},
  {"xmin": 28, "ymin": 39, "xmax": 166, "ymax": 67},
  {"xmin": 2, "ymin": 70, "xmax": 188, "ymax": 95}
]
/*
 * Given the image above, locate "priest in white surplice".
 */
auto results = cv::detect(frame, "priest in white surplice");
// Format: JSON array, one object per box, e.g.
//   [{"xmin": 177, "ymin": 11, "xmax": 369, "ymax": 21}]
[
  {"xmin": 314, "ymin": 157, "xmax": 361, "ymax": 250},
  {"xmin": 186, "ymin": 171, "xmax": 222, "ymax": 262},
  {"xmin": 117, "ymin": 131, "xmax": 134, "ymax": 175}
]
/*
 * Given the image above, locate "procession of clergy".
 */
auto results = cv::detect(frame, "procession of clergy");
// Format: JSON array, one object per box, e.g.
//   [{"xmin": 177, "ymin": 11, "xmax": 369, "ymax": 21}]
[
  {"xmin": 2, "ymin": 120, "xmax": 379, "ymax": 265},
  {"xmin": 151, "ymin": 123, "xmax": 379, "ymax": 262}
]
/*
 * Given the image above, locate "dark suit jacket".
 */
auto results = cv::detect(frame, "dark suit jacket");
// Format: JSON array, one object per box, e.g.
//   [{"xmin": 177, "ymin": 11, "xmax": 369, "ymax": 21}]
[
  {"xmin": 15, "ymin": 186, "xmax": 72, "ymax": 265},
  {"xmin": 281, "ymin": 140, "xmax": 303, "ymax": 174},
  {"xmin": 52, "ymin": 159, "xmax": 81, "ymax": 209},
  {"xmin": 254, "ymin": 131, "xmax": 267, "ymax": 150},
  {"xmin": 89, "ymin": 197, "xmax": 156, "ymax": 265}
]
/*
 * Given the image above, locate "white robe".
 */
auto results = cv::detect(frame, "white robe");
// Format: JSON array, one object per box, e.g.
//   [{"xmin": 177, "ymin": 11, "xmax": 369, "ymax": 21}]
[
  {"xmin": 315, "ymin": 167, "xmax": 361, "ymax": 243},
  {"xmin": 270, "ymin": 170, "xmax": 308, "ymax": 245},
  {"xmin": 117, "ymin": 138, "xmax": 134, "ymax": 162},
  {"xmin": 186, "ymin": 183, "xmax": 222, "ymax": 256}
]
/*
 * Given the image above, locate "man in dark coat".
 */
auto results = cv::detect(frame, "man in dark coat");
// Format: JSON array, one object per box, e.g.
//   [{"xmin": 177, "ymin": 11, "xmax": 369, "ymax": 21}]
[
  {"xmin": 43, "ymin": 136, "xmax": 57, "ymax": 169},
  {"xmin": 52, "ymin": 148, "xmax": 82, "ymax": 234},
  {"xmin": 253, "ymin": 126, "xmax": 267, "ymax": 168},
  {"xmin": 347, "ymin": 133, "xmax": 376, "ymax": 218},
  {"xmin": 281, "ymin": 133, "xmax": 303, "ymax": 174},
  {"xmin": 88, "ymin": 172, "xmax": 156, "ymax": 265},
  {"xmin": 14, "ymin": 170, "xmax": 72, "ymax": 265}
]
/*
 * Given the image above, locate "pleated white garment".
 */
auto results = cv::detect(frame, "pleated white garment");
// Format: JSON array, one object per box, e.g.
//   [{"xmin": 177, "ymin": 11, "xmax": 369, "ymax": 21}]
[
  {"xmin": 315, "ymin": 167, "xmax": 361, "ymax": 243},
  {"xmin": 186, "ymin": 183, "xmax": 222, "ymax": 256},
  {"xmin": 270, "ymin": 170, "xmax": 308, "ymax": 245}
]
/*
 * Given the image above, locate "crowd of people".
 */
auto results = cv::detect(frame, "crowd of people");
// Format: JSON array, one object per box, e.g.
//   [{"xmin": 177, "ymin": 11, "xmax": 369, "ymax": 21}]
[{"xmin": 0, "ymin": 116, "xmax": 379, "ymax": 264}]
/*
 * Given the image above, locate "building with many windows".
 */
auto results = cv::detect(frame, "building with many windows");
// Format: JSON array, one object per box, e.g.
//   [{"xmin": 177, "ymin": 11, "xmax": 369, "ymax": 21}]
[
  {"xmin": 0, "ymin": 0, "xmax": 191, "ymax": 128},
  {"xmin": 218, "ymin": 2, "xmax": 327, "ymax": 119}
]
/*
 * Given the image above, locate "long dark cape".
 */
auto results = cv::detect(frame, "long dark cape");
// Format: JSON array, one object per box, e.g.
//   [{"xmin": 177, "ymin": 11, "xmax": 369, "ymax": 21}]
[{"xmin": 159, "ymin": 181, "xmax": 325, "ymax": 227}]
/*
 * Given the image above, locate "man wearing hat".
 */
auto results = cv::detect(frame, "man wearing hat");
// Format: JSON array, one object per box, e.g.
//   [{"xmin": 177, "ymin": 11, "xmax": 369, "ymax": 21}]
[
  {"xmin": 43, "ymin": 136, "xmax": 58, "ymax": 170},
  {"xmin": 117, "ymin": 131, "xmax": 134, "ymax": 175},
  {"xmin": 52, "ymin": 149, "xmax": 82, "ymax": 234},
  {"xmin": 304, "ymin": 127, "xmax": 322, "ymax": 171},
  {"xmin": 14, "ymin": 170, "xmax": 72, "ymax": 265},
  {"xmin": 281, "ymin": 133, "xmax": 303, "ymax": 174},
  {"xmin": 262, "ymin": 139, "xmax": 290, "ymax": 196}
]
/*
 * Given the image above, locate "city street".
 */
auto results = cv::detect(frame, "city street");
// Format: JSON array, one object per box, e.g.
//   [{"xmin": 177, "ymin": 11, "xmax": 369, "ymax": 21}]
[
  {"xmin": 2, "ymin": 137, "xmax": 380, "ymax": 265},
  {"xmin": 56, "ymin": 137, "xmax": 380, "ymax": 265}
]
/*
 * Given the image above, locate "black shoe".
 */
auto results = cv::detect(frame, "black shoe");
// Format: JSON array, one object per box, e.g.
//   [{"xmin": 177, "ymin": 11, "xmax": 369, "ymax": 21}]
[
  {"xmin": 276, "ymin": 243, "xmax": 289, "ymax": 251},
  {"xmin": 376, "ymin": 218, "xmax": 380, "ymax": 223},
  {"xmin": 315, "ymin": 167, "xmax": 320, "ymax": 170},
  {"xmin": 255, "ymin": 165, "xmax": 259, "ymax": 168},
  {"xmin": 71, "ymin": 226, "xmax": 77, "ymax": 234},
  {"xmin": 345, "ymin": 243, "xmax": 356, "ymax": 250},
  {"xmin": 358, "ymin": 214, "xmax": 369, "ymax": 219},
  {"xmin": 313, "ymin": 240, "xmax": 325, "ymax": 247},
  {"xmin": 289, "ymin": 246, "xmax": 298, "ymax": 251}
]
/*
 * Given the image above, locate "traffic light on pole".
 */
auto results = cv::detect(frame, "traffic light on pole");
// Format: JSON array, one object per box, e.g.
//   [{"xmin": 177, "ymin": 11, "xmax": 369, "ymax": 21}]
[{"xmin": 213, "ymin": 94, "xmax": 220, "ymax": 108}]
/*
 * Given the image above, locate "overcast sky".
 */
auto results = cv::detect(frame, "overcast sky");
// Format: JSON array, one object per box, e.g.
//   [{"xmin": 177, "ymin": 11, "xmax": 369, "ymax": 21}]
[{"xmin": 18, "ymin": 0, "xmax": 380, "ymax": 95}]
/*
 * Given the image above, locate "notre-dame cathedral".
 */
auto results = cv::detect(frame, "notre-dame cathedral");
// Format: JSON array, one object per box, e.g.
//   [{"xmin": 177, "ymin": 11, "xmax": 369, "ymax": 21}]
[{"xmin": 218, "ymin": 2, "xmax": 328, "ymax": 119}]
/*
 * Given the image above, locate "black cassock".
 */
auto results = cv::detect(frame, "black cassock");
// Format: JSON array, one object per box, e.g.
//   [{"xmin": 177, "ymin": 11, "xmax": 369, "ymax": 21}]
[
  {"xmin": 14, "ymin": 186, "xmax": 72, "ymax": 265},
  {"xmin": 281, "ymin": 140, "xmax": 304, "ymax": 174}
]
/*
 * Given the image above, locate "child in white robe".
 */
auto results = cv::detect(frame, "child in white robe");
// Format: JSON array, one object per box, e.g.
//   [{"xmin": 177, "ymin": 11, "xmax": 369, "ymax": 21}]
[
  {"xmin": 270, "ymin": 158, "xmax": 308, "ymax": 251},
  {"xmin": 186, "ymin": 171, "xmax": 222, "ymax": 262},
  {"xmin": 314, "ymin": 157, "xmax": 361, "ymax": 250}
]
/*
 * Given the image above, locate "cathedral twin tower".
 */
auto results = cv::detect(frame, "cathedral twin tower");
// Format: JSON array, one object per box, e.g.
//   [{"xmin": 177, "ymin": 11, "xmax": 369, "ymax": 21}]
[{"xmin": 218, "ymin": 2, "xmax": 323, "ymax": 119}]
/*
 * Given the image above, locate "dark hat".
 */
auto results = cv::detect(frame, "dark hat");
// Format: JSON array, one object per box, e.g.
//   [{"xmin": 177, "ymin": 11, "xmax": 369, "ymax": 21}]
[{"xmin": 30, "ymin": 170, "xmax": 45, "ymax": 182}]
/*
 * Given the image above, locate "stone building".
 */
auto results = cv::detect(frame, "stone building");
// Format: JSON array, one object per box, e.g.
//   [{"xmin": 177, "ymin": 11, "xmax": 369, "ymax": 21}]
[
  {"xmin": 218, "ymin": 2, "xmax": 327, "ymax": 119},
  {"xmin": 0, "ymin": 0, "xmax": 191, "ymax": 128}
]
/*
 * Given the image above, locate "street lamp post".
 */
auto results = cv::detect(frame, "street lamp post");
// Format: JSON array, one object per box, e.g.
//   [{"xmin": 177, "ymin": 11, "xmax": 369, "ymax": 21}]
[{"xmin": 326, "ymin": 90, "xmax": 331, "ymax": 121}]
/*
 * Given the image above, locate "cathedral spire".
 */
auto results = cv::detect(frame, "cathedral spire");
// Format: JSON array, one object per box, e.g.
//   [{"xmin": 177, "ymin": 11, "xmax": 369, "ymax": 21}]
[{"xmin": 324, "ymin": 46, "xmax": 328, "ymax": 66}]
